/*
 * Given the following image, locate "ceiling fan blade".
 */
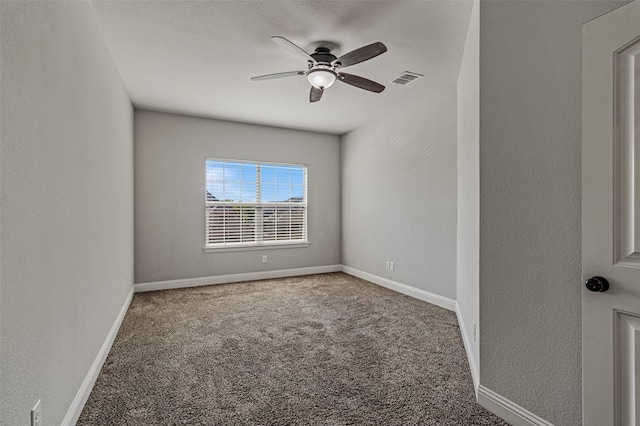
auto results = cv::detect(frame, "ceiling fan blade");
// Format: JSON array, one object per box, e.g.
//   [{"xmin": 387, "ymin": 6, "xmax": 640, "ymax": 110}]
[
  {"xmin": 271, "ymin": 36, "xmax": 315, "ymax": 63},
  {"xmin": 332, "ymin": 42, "xmax": 387, "ymax": 68},
  {"xmin": 251, "ymin": 71, "xmax": 304, "ymax": 81},
  {"xmin": 338, "ymin": 72, "xmax": 385, "ymax": 93},
  {"xmin": 310, "ymin": 86, "xmax": 323, "ymax": 103}
]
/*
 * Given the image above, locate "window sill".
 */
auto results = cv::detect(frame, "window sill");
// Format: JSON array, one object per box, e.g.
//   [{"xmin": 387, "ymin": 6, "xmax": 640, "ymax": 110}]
[{"xmin": 203, "ymin": 242, "xmax": 309, "ymax": 253}]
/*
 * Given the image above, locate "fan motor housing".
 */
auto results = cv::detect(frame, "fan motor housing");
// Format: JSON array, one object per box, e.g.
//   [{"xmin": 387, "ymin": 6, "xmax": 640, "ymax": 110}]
[{"xmin": 310, "ymin": 47, "xmax": 337, "ymax": 65}]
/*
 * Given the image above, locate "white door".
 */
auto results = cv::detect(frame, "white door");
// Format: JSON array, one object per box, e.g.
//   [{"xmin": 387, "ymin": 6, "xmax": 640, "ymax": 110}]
[{"xmin": 583, "ymin": 1, "xmax": 640, "ymax": 425}]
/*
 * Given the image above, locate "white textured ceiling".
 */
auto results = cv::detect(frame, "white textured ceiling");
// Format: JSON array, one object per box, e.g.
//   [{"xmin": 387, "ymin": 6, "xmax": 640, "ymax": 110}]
[{"xmin": 92, "ymin": 1, "xmax": 473, "ymax": 135}]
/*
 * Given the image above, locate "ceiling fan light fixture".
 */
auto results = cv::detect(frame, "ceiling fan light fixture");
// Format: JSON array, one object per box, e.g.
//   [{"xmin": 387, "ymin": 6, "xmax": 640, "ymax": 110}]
[
  {"xmin": 307, "ymin": 69, "xmax": 337, "ymax": 89},
  {"xmin": 252, "ymin": 37, "xmax": 388, "ymax": 103}
]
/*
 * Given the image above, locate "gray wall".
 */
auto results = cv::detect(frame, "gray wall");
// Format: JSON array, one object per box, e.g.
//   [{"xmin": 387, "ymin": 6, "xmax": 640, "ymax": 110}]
[
  {"xmin": 341, "ymin": 89, "xmax": 457, "ymax": 299},
  {"xmin": 0, "ymin": 2, "xmax": 134, "ymax": 425},
  {"xmin": 456, "ymin": 0, "xmax": 479, "ymax": 381},
  {"xmin": 134, "ymin": 110, "xmax": 341, "ymax": 283},
  {"xmin": 479, "ymin": 1, "xmax": 627, "ymax": 424}
]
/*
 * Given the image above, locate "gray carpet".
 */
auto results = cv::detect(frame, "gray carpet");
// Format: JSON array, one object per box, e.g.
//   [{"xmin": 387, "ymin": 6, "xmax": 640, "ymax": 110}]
[{"xmin": 78, "ymin": 272, "xmax": 508, "ymax": 425}]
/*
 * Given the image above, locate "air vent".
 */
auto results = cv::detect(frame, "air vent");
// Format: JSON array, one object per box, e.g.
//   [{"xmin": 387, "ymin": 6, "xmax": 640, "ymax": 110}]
[{"xmin": 390, "ymin": 71, "xmax": 423, "ymax": 86}]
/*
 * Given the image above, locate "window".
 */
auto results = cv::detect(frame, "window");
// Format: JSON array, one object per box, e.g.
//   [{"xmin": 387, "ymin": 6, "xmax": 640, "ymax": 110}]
[{"xmin": 205, "ymin": 159, "xmax": 307, "ymax": 250}]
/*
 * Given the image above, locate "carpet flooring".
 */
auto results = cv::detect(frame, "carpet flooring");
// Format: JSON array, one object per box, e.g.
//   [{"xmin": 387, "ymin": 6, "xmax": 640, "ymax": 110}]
[{"xmin": 78, "ymin": 272, "xmax": 508, "ymax": 425}]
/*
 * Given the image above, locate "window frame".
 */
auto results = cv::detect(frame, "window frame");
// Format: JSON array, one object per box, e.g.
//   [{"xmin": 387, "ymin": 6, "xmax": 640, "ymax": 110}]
[{"xmin": 203, "ymin": 158, "xmax": 309, "ymax": 253}]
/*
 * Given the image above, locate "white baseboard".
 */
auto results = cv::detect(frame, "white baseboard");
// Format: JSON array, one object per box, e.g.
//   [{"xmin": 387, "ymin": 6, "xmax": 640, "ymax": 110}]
[
  {"xmin": 134, "ymin": 265, "xmax": 343, "ymax": 293},
  {"xmin": 455, "ymin": 303, "xmax": 479, "ymax": 394},
  {"xmin": 477, "ymin": 385, "xmax": 554, "ymax": 426},
  {"xmin": 61, "ymin": 286, "xmax": 134, "ymax": 426},
  {"xmin": 341, "ymin": 266, "xmax": 456, "ymax": 312}
]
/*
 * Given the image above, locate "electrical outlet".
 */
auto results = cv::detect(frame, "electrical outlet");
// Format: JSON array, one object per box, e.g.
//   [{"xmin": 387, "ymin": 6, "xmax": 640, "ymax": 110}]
[
  {"xmin": 385, "ymin": 261, "xmax": 390, "ymax": 270},
  {"xmin": 262, "ymin": 255, "xmax": 268, "ymax": 263},
  {"xmin": 473, "ymin": 321, "xmax": 477, "ymax": 341},
  {"xmin": 31, "ymin": 400, "xmax": 41, "ymax": 426},
  {"xmin": 390, "ymin": 261, "xmax": 395, "ymax": 271}
]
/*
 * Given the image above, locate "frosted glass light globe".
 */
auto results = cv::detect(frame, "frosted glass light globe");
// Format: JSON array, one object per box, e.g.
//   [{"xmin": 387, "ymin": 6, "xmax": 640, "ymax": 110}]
[{"xmin": 307, "ymin": 70, "xmax": 337, "ymax": 89}]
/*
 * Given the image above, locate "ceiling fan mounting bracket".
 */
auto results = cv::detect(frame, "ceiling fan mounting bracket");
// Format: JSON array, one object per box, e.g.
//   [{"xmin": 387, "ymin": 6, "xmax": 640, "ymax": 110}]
[{"xmin": 307, "ymin": 40, "xmax": 340, "ymax": 57}]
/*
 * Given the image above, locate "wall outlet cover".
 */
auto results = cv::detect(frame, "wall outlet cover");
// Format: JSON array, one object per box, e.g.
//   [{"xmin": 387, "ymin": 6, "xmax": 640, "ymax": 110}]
[{"xmin": 31, "ymin": 400, "xmax": 42, "ymax": 426}]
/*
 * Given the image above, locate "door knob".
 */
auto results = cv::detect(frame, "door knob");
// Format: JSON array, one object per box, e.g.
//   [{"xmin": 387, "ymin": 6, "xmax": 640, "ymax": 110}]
[{"xmin": 585, "ymin": 276, "xmax": 610, "ymax": 292}]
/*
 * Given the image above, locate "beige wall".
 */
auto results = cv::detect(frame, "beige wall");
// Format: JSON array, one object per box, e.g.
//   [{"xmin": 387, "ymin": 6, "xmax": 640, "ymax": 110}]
[
  {"xmin": 0, "ymin": 2, "xmax": 134, "ymax": 424},
  {"xmin": 341, "ymin": 88, "xmax": 458, "ymax": 299},
  {"xmin": 134, "ymin": 110, "xmax": 341, "ymax": 283},
  {"xmin": 479, "ymin": 1, "xmax": 628, "ymax": 424}
]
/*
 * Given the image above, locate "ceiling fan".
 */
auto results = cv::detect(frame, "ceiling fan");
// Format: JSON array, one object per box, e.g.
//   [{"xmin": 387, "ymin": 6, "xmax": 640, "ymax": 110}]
[{"xmin": 251, "ymin": 36, "xmax": 387, "ymax": 103}]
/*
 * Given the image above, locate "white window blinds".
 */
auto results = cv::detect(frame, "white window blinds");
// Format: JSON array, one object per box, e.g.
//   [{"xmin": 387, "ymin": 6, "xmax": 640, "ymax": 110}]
[{"xmin": 205, "ymin": 159, "xmax": 307, "ymax": 248}]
